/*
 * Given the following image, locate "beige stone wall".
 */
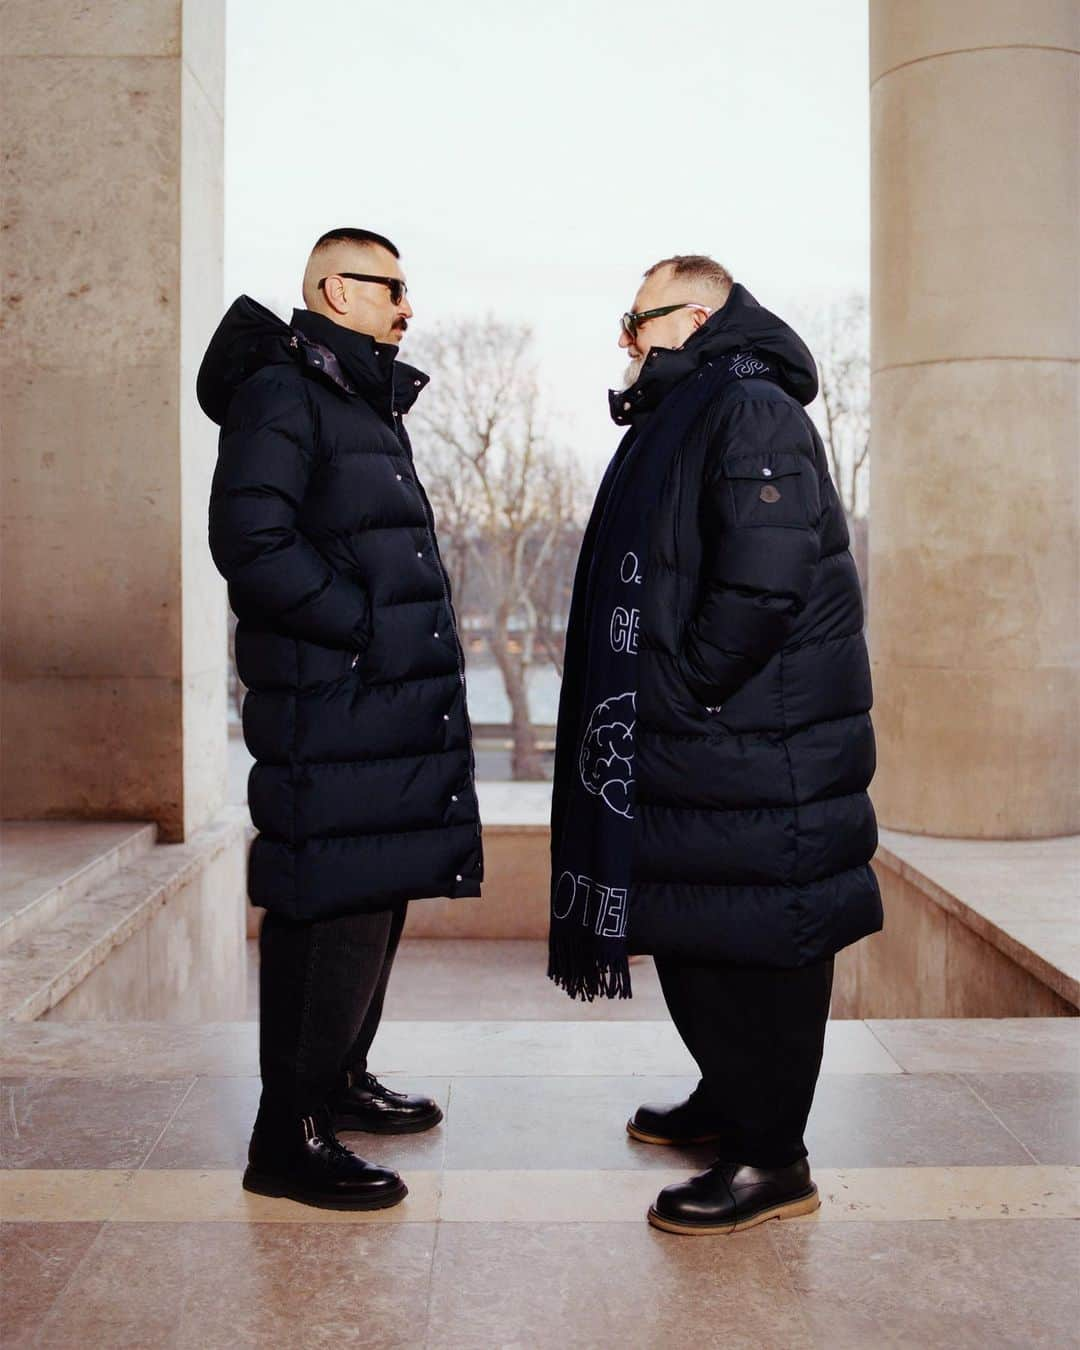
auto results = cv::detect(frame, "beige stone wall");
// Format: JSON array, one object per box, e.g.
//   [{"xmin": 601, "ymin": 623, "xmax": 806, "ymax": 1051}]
[
  {"xmin": 1, "ymin": 1, "xmax": 226, "ymax": 841},
  {"xmin": 869, "ymin": 0, "xmax": 1080, "ymax": 837},
  {"xmin": 832, "ymin": 858, "xmax": 1076, "ymax": 1019}
]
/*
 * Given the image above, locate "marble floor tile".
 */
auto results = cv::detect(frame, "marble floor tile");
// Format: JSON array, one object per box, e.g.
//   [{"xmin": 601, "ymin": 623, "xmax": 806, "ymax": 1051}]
[
  {"xmin": 264, "ymin": 938, "xmax": 670, "ymax": 1022},
  {"xmin": 112, "ymin": 1169, "xmax": 440, "ymax": 1224},
  {"xmin": 426, "ymin": 1220, "xmax": 813, "ymax": 1349},
  {"xmin": 35, "ymin": 1221, "xmax": 438, "ymax": 1349},
  {"xmin": 142, "ymin": 1075, "xmax": 451, "ymax": 1171},
  {"xmin": 866, "ymin": 1017, "xmax": 1080, "ymax": 1073},
  {"xmin": 961, "ymin": 1072, "xmax": 1080, "ymax": 1163},
  {"xmin": 439, "ymin": 1167, "xmax": 687, "ymax": 1222},
  {"xmin": 371, "ymin": 1018, "xmax": 901, "ymax": 1078},
  {"xmin": 443, "ymin": 1075, "xmax": 717, "ymax": 1171},
  {"xmin": 819, "ymin": 1020, "xmax": 905, "ymax": 1073},
  {"xmin": 805, "ymin": 1074, "xmax": 1034, "ymax": 1167},
  {"xmin": 771, "ymin": 1218, "xmax": 1080, "ymax": 1349},
  {"xmin": 6, "ymin": 1165, "xmax": 1075, "ymax": 1227},
  {"xmin": 439, "ymin": 1166, "xmax": 1080, "ymax": 1225},
  {"xmin": 0, "ymin": 1221, "xmax": 103, "ymax": 1345},
  {"xmin": 442, "ymin": 1073, "xmax": 1033, "ymax": 1171},
  {"xmin": 1, "ymin": 1017, "xmax": 903, "ymax": 1081},
  {"xmin": 811, "ymin": 1164, "xmax": 1079, "ymax": 1222},
  {"xmin": 372, "ymin": 1019, "xmax": 695, "ymax": 1076},
  {"xmin": 0, "ymin": 1169, "xmax": 135, "ymax": 1222},
  {"xmin": 0, "ymin": 1078, "xmax": 193, "ymax": 1169},
  {"xmin": 0, "ymin": 1022, "xmax": 259, "ymax": 1078}
]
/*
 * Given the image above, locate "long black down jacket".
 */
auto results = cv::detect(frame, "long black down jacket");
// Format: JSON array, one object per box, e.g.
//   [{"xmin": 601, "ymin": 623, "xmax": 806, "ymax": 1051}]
[
  {"xmin": 551, "ymin": 284, "xmax": 882, "ymax": 966},
  {"xmin": 199, "ymin": 297, "xmax": 483, "ymax": 919}
]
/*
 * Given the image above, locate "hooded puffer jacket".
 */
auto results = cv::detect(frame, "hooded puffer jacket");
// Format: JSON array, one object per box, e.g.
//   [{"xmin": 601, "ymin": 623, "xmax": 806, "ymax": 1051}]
[
  {"xmin": 551, "ymin": 283, "xmax": 882, "ymax": 965},
  {"xmin": 199, "ymin": 296, "xmax": 483, "ymax": 919}
]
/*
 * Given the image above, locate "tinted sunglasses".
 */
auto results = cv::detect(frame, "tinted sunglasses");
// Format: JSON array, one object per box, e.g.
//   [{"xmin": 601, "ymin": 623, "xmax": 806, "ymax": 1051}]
[
  {"xmin": 317, "ymin": 273, "xmax": 408, "ymax": 305},
  {"xmin": 620, "ymin": 301, "xmax": 711, "ymax": 339}
]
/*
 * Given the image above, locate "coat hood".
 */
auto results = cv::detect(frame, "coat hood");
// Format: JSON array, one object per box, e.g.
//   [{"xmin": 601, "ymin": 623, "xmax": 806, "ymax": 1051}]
[
  {"xmin": 196, "ymin": 294, "xmax": 429, "ymax": 427},
  {"xmin": 609, "ymin": 282, "xmax": 818, "ymax": 425}
]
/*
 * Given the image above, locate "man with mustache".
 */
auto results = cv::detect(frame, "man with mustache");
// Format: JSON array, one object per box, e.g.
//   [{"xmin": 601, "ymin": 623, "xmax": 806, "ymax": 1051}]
[
  {"xmin": 549, "ymin": 255, "xmax": 881, "ymax": 1235},
  {"xmin": 200, "ymin": 228, "xmax": 482, "ymax": 1210}
]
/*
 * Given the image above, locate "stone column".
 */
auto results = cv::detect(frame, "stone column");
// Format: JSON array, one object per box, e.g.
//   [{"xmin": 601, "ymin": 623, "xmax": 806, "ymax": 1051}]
[
  {"xmin": 1, "ymin": 1, "xmax": 226, "ymax": 842},
  {"xmin": 869, "ymin": 0, "xmax": 1079, "ymax": 838}
]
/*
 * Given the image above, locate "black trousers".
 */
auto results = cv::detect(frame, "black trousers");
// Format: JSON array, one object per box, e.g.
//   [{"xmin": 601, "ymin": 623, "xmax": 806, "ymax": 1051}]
[
  {"xmin": 254, "ymin": 901, "xmax": 407, "ymax": 1135},
  {"xmin": 653, "ymin": 952, "xmax": 834, "ymax": 1169}
]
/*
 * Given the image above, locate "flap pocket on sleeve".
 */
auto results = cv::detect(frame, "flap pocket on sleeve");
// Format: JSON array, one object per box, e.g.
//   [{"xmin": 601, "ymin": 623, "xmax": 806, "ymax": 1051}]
[{"xmin": 720, "ymin": 450, "xmax": 810, "ymax": 528}]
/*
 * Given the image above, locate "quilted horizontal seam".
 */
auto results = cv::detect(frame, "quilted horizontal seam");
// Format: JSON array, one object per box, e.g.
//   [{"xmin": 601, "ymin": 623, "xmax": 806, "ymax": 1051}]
[
  {"xmin": 782, "ymin": 627, "xmax": 866, "ymax": 653},
  {"xmin": 631, "ymin": 862, "xmax": 872, "ymax": 892},
  {"xmin": 258, "ymin": 746, "xmax": 466, "ymax": 770},
  {"xmin": 245, "ymin": 670, "xmax": 461, "ymax": 695},
  {"xmin": 638, "ymin": 788, "xmax": 868, "ymax": 815},
  {"xmin": 637, "ymin": 708, "xmax": 872, "ymax": 740},
  {"xmin": 262, "ymin": 821, "xmax": 482, "ymax": 846}
]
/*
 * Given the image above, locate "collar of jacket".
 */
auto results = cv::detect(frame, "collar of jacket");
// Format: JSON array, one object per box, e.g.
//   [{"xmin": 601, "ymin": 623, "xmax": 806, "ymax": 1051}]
[
  {"xmin": 608, "ymin": 281, "xmax": 800, "ymax": 426},
  {"xmin": 288, "ymin": 308, "xmax": 430, "ymax": 415}
]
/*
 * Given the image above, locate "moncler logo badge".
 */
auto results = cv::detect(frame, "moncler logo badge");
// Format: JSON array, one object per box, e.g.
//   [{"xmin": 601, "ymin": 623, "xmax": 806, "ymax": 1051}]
[
  {"xmin": 760, "ymin": 484, "xmax": 781, "ymax": 503},
  {"xmin": 730, "ymin": 352, "xmax": 768, "ymax": 378}
]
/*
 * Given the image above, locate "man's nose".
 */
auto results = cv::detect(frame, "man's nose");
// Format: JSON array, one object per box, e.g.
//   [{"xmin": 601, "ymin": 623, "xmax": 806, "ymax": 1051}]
[
  {"xmin": 401, "ymin": 298, "xmax": 414, "ymax": 319},
  {"xmin": 618, "ymin": 328, "xmax": 631, "ymax": 349}
]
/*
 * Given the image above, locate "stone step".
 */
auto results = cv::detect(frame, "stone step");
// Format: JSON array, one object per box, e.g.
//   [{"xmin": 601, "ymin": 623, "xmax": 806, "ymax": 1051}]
[
  {"xmin": 0, "ymin": 811, "xmax": 248, "ymax": 1023},
  {"xmin": 0, "ymin": 821, "xmax": 158, "ymax": 953}
]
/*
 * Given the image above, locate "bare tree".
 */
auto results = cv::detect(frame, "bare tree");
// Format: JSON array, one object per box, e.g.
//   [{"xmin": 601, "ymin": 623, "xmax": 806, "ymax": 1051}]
[
  {"xmin": 408, "ymin": 318, "xmax": 585, "ymax": 779},
  {"xmin": 796, "ymin": 292, "xmax": 871, "ymax": 598},
  {"xmin": 803, "ymin": 292, "xmax": 870, "ymax": 521}
]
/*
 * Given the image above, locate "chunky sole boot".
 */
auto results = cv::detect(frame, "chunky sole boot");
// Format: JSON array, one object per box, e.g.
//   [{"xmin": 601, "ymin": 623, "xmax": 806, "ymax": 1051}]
[
  {"xmin": 648, "ymin": 1158, "xmax": 820, "ymax": 1235},
  {"xmin": 329, "ymin": 1072, "xmax": 444, "ymax": 1135},
  {"xmin": 626, "ymin": 1095, "xmax": 726, "ymax": 1147},
  {"xmin": 241, "ymin": 1165, "xmax": 408, "ymax": 1212},
  {"xmin": 334, "ymin": 1104, "xmax": 443, "ymax": 1135},
  {"xmin": 244, "ymin": 1109, "xmax": 408, "ymax": 1212},
  {"xmin": 626, "ymin": 1118, "xmax": 725, "ymax": 1146},
  {"xmin": 648, "ymin": 1184, "xmax": 820, "ymax": 1235}
]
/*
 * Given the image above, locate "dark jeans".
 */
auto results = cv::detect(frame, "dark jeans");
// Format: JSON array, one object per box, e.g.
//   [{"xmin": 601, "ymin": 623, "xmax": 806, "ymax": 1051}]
[
  {"xmin": 253, "ymin": 901, "xmax": 407, "ymax": 1136},
  {"xmin": 653, "ymin": 952, "xmax": 834, "ymax": 1169}
]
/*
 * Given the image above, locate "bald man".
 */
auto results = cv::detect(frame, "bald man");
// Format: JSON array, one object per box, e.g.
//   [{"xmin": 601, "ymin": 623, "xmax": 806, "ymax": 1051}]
[{"xmin": 200, "ymin": 228, "xmax": 483, "ymax": 1210}]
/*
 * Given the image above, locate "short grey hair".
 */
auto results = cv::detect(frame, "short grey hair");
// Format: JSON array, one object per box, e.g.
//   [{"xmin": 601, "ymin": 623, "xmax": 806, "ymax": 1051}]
[{"xmin": 643, "ymin": 254, "xmax": 733, "ymax": 303}]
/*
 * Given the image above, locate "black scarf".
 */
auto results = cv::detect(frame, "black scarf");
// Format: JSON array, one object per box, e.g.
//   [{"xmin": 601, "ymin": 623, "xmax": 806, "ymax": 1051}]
[{"xmin": 547, "ymin": 358, "xmax": 767, "ymax": 1000}]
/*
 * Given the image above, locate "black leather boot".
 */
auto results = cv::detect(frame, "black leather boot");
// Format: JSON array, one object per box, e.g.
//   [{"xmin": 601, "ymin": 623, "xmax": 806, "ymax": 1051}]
[
  {"xmin": 329, "ymin": 1070, "xmax": 444, "ymax": 1134},
  {"xmin": 627, "ymin": 1092, "xmax": 726, "ymax": 1145},
  {"xmin": 242, "ymin": 1109, "xmax": 408, "ymax": 1211},
  {"xmin": 648, "ymin": 1159, "xmax": 820, "ymax": 1235}
]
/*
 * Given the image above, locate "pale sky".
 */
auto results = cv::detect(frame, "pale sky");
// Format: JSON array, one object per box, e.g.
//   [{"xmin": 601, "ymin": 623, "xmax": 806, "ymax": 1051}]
[{"xmin": 225, "ymin": 0, "xmax": 869, "ymax": 474}]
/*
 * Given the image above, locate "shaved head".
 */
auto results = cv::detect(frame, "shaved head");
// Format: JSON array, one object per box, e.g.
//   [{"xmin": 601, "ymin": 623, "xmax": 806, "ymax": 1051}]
[
  {"xmin": 302, "ymin": 238, "xmax": 399, "ymax": 309},
  {"xmin": 300, "ymin": 226, "xmax": 412, "ymax": 344}
]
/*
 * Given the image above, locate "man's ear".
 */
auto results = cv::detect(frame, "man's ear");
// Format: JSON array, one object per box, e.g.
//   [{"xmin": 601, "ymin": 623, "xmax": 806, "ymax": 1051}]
[{"xmin": 321, "ymin": 275, "xmax": 349, "ymax": 315}]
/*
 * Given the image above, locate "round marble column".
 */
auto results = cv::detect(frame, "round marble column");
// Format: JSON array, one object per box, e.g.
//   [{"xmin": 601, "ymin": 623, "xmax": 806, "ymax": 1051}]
[{"xmin": 869, "ymin": 0, "xmax": 1080, "ymax": 838}]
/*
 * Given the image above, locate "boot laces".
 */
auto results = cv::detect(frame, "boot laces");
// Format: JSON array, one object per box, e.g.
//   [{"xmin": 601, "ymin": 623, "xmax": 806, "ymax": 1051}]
[{"xmin": 303, "ymin": 1114, "xmax": 355, "ymax": 1165}]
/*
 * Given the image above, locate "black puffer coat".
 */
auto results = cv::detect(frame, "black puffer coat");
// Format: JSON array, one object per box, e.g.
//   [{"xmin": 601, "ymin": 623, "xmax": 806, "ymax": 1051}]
[
  {"xmin": 199, "ymin": 297, "xmax": 483, "ymax": 919},
  {"xmin": 551, "ymin": 284, "xmax": 882, "ymax": 966}
]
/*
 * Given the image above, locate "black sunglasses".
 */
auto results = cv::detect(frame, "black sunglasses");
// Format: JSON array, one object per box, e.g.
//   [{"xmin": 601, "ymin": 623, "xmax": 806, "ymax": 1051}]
[
  {"xmin": 317, "ymin": 273, "xmax": 408, "ymax": 305},
  {"xmin": 620, "ymin": 301, "xmax": 711, "ymax": 339}
]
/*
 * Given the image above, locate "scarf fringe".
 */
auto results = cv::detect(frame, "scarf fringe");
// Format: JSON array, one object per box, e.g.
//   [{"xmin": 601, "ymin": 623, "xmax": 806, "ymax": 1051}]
[{"xmin": 547, "ymin": 931, "xmax": 632, "ymax": 1002}]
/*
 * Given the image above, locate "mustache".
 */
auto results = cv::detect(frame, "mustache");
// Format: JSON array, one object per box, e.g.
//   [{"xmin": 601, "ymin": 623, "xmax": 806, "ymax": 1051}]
[{"xmin": 394, "ymin": 318, "xmax": 408, "ymax": 332}]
